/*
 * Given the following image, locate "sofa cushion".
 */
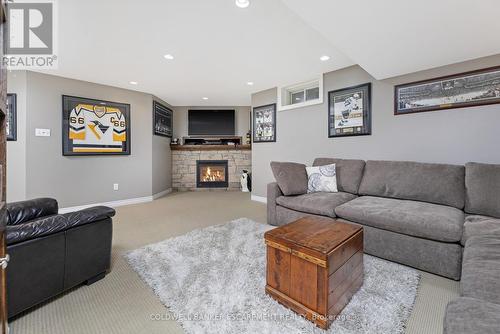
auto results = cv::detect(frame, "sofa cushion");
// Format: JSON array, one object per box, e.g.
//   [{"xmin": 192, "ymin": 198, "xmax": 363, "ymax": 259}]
[
  {"xmin": 270, "ymin": 161, "xmax": 308, "ymax": 196},
  {"xmin": 276, "ymin": 192, "xmax": 357, "ymax": 218},
  {"xmin": 461, "ymin": 215, "xmax": 500, "ymax": 246},
  {"xmin": 335, "ymin": 196, "xmax": 464, "ymax": 242},
  {"xmin": 358, "ymin": 160, "xmax": 465, "ymax": 209},
  {"xmin": 444, "ymin": 297, "xmax": 500, "ymax": 334},
  {"xmin": 461, "ymin": 236, "xmax": 500, "ymax": 304},
  {"xmin": 313, "ymin": 158, "xmax": 365, "ymax": 195},
  {"xmin": 465, "ymin": 162, "xmax": 500, "ymax": 218}
]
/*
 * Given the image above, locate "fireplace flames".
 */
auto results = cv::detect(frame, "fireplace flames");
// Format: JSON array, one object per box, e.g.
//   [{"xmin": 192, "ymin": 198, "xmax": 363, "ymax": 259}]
[{"xmin": 201, "ymin": 166, "xmax": 225, "ymax": 182}]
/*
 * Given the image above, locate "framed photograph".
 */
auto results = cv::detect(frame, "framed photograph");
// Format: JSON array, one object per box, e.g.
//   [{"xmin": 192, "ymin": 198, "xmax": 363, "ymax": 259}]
[
  {"xmin": 328, "ymin": 83, "xmax": 371, "ymax": 137},
  {"xmin": 6, "ymin": 93, "xmax": 16, "ymax": 141},
  {"xmin": 153, "ymin": 101, "xmax": 173, "ymax": 138},
  {"xmin": 62, "ymin": 95, "xmax": 131, "ymax": 156},
  {"xmin": 253, "ymin": 103, "xmax": 276, "ymax": 143},
  {"xmin": 395, "ymin": 66, "xmax": 500, "ymax": 115}
]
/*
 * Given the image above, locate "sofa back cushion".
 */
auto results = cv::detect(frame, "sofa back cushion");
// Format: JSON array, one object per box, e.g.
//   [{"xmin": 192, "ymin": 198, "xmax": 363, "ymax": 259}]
[
  {"xmin": 358, "ymin": 160, "xmax": 465, "ymax": 209},
  {"xmin": 6, "ymin": 198, "xmax": 59, "ymax": 226},
  {"xmin": 313, "ymin": 158, "xmax": 365, "ymax": 194},
  {"xmin": 465, "ymin": 162, "xmax": 500, "ymax": 218},
  {"xmin": 270, "ymin": 161, "xmax": 308, "ymax": 196}
]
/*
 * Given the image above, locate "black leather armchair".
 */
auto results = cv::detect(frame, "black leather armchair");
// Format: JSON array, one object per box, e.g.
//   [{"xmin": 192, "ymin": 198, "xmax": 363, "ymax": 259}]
[{"xmin": 5, "ymin": 198, "xmax": 115, "ymax": 318}]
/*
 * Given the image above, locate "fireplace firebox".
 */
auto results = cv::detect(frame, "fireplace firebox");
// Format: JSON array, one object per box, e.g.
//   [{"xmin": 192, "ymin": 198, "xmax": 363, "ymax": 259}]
[{"xmin": 196, "ymin": 160, "xmax": 229, "ymax": 188}]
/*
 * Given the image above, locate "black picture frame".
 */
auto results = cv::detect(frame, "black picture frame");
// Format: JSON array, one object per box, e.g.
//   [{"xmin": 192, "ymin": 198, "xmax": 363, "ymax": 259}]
[
  {"xmin": 153, "ymin": 100, "xmax": 173, "ymax": 138},
  {"xmin": 62, "ymin": 95, "xmax": 131, "ymax": 156},
  {"xmin": 6, "ymin": 93, "xmax": 17, "ymax": 141},
  {"xmin": 394, "ymin": 66, "xmax": 500, "ymax": 115},
  {"xmin": 252, "ymin": 103, "xmax": 276, "ymax": 143},
  {"xmin": 328, "ymin": 83, "xmax": 371, "ymax": 138}
]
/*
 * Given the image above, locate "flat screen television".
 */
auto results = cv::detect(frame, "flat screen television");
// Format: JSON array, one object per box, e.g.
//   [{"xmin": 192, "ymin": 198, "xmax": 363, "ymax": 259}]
[{"xmin": 188, "ymin": 109, "xmax": 235, "ymax": 136}]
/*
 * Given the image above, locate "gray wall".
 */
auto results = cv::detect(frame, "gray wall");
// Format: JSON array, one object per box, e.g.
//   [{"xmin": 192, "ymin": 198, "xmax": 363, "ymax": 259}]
[
  {"xmin": 8, "ymin": 71, "xmax": 172, "ymax": 208},
  {"xmin": 6, "ymin": 71, "xmax": 27, "ymax": 202},
  {"xmin": 152, "ymin": 95, "xmax": 173, "ymax": 195},
  {"xmin": 172, "ymin": 106, "xmax": 251, "ymax": 139},
  {"xmin": 251, "ymin": 54, "xmax": 500, "ymax": 198}
]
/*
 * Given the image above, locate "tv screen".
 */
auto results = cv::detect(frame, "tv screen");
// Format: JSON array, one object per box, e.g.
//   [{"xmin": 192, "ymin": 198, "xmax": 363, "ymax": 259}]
[{"xmin": 188, "ymin": 110, "xmax": 235, "ymax": 136}]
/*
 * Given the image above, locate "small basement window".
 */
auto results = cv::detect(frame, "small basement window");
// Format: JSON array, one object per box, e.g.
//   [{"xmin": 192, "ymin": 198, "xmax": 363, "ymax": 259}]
[{"xmin": 278, "ymin": 76, "xmax": 323, "ymax": 111}]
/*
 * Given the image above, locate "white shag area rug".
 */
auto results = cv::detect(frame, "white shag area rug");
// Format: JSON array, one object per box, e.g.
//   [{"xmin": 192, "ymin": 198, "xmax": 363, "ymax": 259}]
[{"xmin": 125, "ymin": 218, "xmax": 420, "ymax": 334}]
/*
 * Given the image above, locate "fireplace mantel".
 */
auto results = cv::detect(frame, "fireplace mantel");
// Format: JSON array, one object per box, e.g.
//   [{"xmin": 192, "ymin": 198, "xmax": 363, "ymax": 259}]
[{"xmin": 171, "ymin": 144, "xmax": 251, "ymax": 151}]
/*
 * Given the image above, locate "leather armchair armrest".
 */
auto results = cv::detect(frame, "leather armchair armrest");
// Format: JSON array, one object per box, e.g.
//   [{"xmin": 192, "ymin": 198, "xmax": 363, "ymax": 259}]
[
  {"xmin": 61, "ymin": 206, "xmax": 116, "ymax": 229},
  {"xmin": 6, "ymin": 206, "xmax": 115, "ymax": 245},
  {"xmin": 6, "ymin": 198, "xmax": 59, "ymax": 226},
  {"xmin": 6, "ymin": 215, "xmax": 68, "ymax": 245},
  {"xmin": 267, "ymin": 182, "xmax": 283, "ymax": 226}
]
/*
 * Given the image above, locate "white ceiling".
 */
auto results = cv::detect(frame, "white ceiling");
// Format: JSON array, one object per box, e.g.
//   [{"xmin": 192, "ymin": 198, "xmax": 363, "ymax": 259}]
[
  {"xmin": 37, "ymin": 0, "xmax": 353, "ymax": 106},
  {"xmin": 34, "ymin": 0, "xmax": 500, "ymax": 106},
  {"xmin": 281, "ymin": 0, "xmax": 500, "ymax": 80}
]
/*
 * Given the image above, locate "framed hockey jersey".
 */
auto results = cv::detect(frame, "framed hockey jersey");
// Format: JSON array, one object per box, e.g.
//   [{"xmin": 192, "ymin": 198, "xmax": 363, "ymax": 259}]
[{"xmin": 62, "ymin": 95, "xmax": 131, "ymax": 156}]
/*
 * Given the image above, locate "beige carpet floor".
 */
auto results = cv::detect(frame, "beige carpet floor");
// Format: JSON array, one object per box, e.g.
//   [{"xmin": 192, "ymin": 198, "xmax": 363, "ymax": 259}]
[{"xmin": 9, "ymin": 191, "xmax": 459, "ymax": 334}]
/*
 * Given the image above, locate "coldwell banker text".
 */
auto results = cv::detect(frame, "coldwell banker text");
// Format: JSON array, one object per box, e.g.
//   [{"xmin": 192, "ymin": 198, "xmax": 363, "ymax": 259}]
[{"xmin": 3, "ymin": 1, "xmax": 58, "ymax": 69}]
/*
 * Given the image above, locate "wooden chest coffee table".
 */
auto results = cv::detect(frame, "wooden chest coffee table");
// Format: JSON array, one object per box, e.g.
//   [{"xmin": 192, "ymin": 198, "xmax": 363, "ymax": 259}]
[{"xmin": 264, "ymin": 216, "xmax": 364, "ymax": 329}]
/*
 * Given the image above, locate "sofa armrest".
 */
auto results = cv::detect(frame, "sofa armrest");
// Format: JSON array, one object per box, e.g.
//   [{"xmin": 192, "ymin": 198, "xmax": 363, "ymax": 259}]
[
  {"xmin": 6, "ymin": 198, "xmax": 59, "ymax": 226},
  {"xmin": 267, "ymin": 182, "xmax": 283, "ymax": 226},
  {"xmin": 461, "ymin": 216, "xmax": 500, "ymax": 246},
  {"xmin": 6, "ymin": 206, "xmax": 115, "ymax": 245},
  {"xmin": 6, "ymin": 215, "xmax": 68, "ymax": 245},
  {"xmin": 61, "ymin": 206, "xmax": 116, "ymax": 229}
]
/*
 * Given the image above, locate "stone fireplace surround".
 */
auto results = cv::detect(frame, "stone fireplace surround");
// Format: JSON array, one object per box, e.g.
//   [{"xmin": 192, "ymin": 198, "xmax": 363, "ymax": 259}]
[{"xmin": 172, "ymin": 147, "xmax": 251, "ymax": 191}]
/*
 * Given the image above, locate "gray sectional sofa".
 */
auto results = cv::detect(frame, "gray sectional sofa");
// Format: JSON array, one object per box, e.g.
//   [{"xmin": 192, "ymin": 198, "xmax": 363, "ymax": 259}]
[{"xmin": 267, "ymin": 158, "xmax": 500, "ymax": 334}]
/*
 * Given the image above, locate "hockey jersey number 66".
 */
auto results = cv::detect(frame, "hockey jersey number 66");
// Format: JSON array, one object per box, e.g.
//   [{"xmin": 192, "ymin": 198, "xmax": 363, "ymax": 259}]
[{"xmin": 69, "ymin": 104, "xmax": 127, "ymax": 153}]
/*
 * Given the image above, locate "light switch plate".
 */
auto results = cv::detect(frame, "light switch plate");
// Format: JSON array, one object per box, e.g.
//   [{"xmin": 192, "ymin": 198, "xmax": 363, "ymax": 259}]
[{"xmin": 35, "ymin": 128, "xmax": 51, "ymax": 137}]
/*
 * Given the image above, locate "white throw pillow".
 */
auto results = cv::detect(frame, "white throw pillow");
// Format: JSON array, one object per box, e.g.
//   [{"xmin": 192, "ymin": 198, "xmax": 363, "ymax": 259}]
[{"xmin": 306, "ymin": 164, "xmax": 338, "ymax": 193}]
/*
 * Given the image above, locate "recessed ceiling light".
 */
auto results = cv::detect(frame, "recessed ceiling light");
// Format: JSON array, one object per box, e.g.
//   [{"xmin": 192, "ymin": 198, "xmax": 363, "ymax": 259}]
[
  {"xmin": 202, "ymin": 97, "xmax": 209, "ymax": 100},
  {"xmin": 164, "ymin": 54, "xmax": 174, "ymax": 60},
  {"xmin": 129, "ymin": 81, "xmax": 138, "ymax": 85},
  {"xmin": 247, "ymin": 81, "xmax": 254, "ymax": 86},
  {"xmin": 235, "ymin": 0, "xmax": 250, "ymax": 8},
  {"xmin": 320, "ymin": 55, "xmax": 330, "ymax": 61}
]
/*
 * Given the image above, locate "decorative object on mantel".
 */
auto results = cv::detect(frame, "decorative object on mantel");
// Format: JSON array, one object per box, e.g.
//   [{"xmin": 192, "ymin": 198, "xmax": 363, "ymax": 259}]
[
  {"xmin": 62, "ymin": 95, "xmax": 131, "ymax": 156},
  {"xmin": 245, "ymin": 131, "xmax": 251, "ymax": 145},
  {"xmin": 170, "ymin": 144, "xmax": 251, "ymax": 151},
  {"xmin": 153, "ymin": 100, "xmax": 173, "ymax": 137},
  {"xmin": 171, "ymin": 138, "xmax": 179, "ymax": 145},
  {"xmin": 6, "ymin": 94, "xmax": 16, "ymax": 141},
  {"xmin": 183, "ymin": 136, "xmax": 243, "ymax": 146},
  {"xmin": 395, "ymin": 66, "xmax": 500, "ymax": 115},
  {"xmin": 328, "ymin": 83, "xmax": 372, "ymax": 138},
  {"xmin": 253, "ymin": 103, "xmax": 276, "ymax": 143},
  {"xmin": 126, "ymin": 219, "xmax": 419, "ymax": 334}
]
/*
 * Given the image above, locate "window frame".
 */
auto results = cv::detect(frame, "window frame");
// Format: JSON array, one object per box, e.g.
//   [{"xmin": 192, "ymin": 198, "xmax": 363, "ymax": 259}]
[{"xmin": 277, "ymin": 76, "xmax": 323, "ymax": 111}]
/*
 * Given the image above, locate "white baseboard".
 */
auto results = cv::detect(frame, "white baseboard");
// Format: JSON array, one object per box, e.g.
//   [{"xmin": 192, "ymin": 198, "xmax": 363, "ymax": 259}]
[
  {"xmin": 153, "ymin": 188, "xmax": 173, "ymax": 200},
  {"xmin": 59, "ymin": 188, "xmax": 173, "ymax": 213},
  {"xmin": 251, "ymin": 194, "xmax": 267, "ymax": 204}
]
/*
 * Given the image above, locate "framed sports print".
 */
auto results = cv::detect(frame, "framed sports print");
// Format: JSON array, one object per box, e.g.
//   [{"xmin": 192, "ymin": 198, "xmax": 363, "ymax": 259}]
[
  {"xmin": 62, "ymin": 95, "xmax": 131, "ymax": 156},
  {"xmin": 153, "ymin": 100, "xmax": 173, "ymax": 137},
  {"xmin": 253, "ymin": 103, "xmax": 276, "ymax": 143},
  {"xmin": 395, "ymin": 66, "xmax": 500, "ymax": 115},
  {"xmin": 328, "ymin": 83, "xmax": 371, "ymax": 137},
  {"xmin": 6, "ymin": 93, "xmax": 16, "ymax": 141}
]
